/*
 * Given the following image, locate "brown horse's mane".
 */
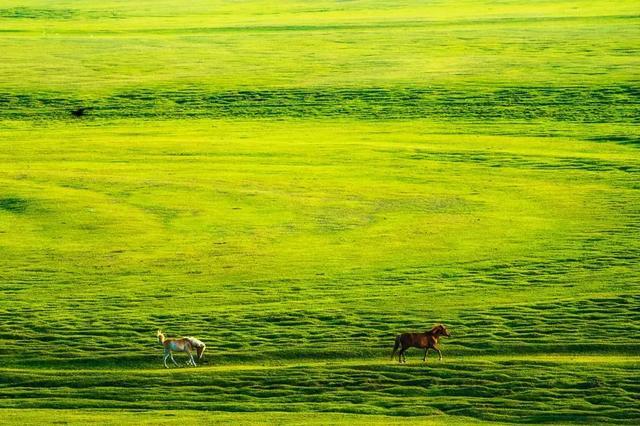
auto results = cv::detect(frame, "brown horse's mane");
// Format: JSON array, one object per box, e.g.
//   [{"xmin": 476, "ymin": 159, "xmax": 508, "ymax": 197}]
[{"xmin": 427, "ymin": 325, "xmax": 443, "ymax": 334}]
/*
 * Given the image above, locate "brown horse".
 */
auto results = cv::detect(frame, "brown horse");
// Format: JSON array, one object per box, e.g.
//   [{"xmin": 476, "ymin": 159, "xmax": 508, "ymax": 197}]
[{"xmin": 391, "ymin": 324, "xmax": 451, "ymax": 363}]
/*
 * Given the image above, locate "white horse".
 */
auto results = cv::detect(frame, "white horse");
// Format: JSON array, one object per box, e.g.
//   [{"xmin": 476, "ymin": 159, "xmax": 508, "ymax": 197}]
[{"xmin": 157, "ymin": 330, "xmax": 206, "ymax": 368}]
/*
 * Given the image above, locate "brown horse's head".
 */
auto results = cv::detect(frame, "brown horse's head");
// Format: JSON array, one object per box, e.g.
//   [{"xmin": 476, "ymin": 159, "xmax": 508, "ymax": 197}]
[{"xmin": 430, "ymin": 324, "xmax": 451, "ymax": 337}]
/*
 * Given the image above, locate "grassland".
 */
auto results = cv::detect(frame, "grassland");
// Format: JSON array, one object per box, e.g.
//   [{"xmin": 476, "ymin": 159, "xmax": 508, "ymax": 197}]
[{"xmin": 0, "ymin": 0, "xmax": 639, "ymax": 424}]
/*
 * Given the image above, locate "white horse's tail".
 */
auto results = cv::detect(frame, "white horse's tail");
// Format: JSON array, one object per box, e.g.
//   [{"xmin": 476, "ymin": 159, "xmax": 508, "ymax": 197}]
[{"xmin": 187, "ymin": 337, "xmax": 206, "ymax": 359}]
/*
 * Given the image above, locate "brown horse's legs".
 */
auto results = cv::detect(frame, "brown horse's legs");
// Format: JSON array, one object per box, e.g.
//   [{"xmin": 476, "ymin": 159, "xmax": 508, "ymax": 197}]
[
  {"xmin": 423, "ymin": 348, "xmax": 429, "ymax": 362},
  {"xmin": 436, "ymin": 348, "xmax": 443, "ymax": 361},
  {"xmin": 391, "ymin": 336, "xmax": 401, "ymax": 361},
  {"xmin": 398, "ymin": 347, "xmax": 407, "ymax": 363}
]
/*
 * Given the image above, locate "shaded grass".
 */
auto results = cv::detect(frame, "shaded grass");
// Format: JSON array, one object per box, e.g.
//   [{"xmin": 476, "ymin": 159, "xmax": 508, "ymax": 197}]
[
  {"xmin": 0, "ymin": 7, "xmax": 77, "ymax": 20},
  {"xmin": 0, "ymin": 359, "xmax": 637, "ymax": 423},
  {"xmin": 1, "ymin": 85, "xmax": 638, "ymax": 122},
  {"xmin": 0, "ymin": 196, "xmax": 29, "ymax": 213}
]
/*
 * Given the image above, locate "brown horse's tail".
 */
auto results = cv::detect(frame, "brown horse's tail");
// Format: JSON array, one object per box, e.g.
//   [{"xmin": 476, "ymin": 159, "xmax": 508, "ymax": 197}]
[{"xmin": 391, "ymin": 335, "xmax": 401, "ymax": 360}]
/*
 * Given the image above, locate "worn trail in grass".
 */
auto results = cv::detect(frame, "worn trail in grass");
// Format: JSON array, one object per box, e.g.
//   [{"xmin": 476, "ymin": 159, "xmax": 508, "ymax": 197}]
[
  {"xmin": 1, "ymin": 356, "xmax": 638, "ymax": 424},
  {"xmin": 0, "ymin": 410, "xmax": 489, "ymax": 426}
]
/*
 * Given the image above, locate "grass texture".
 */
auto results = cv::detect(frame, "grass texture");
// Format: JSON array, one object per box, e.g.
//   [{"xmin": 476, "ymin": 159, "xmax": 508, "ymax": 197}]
[{"xmin": 0, "ymin": 0, "xmax": 638, "ymax": 424}]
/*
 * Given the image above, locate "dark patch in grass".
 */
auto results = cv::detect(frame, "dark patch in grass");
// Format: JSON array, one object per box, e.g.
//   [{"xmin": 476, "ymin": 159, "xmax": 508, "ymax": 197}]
[
  {"xmin": 406, "ymin": 150, "xmax": 640, "ymax": 173},
  {"xmin": 0, "ymin": 196, "xmax": 28, "ymax": 213},
  {"xmin": 0, "ymin": 7, "xmax": 76, "ymax": 20},
  {"xmin": 587, "ymin": 135, "xmax": 640, "ymax": 147},
  {"xmin": 130, "ymin": 13, "xmax": 640, "ymax": 35},
  {"xmin": 1, "ymin": 85, "xmax": 638, "ymax": 123},
  {"xmin": 0, "ymin": 7, "xmax": 120, "ymax": 20}
]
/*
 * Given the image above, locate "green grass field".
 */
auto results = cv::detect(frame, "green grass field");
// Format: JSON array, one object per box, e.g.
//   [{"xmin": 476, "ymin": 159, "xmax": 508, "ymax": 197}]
[{"xmin": 0, "ymin": 0, "xmax": 639, "ymax": 424}]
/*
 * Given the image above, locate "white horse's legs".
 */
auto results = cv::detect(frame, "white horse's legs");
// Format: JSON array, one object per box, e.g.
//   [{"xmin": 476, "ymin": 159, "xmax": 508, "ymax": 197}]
[
  {"xmin": 160, "ymin": 338, "xmax": 205, "ymax": 368},
  {"xmin": 183, "ymin": 350, "xmax": 196, "ymax": 367},
  {"xmin": 170, "ymin": 352, "xmax": 179, "ymax": 366}
]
